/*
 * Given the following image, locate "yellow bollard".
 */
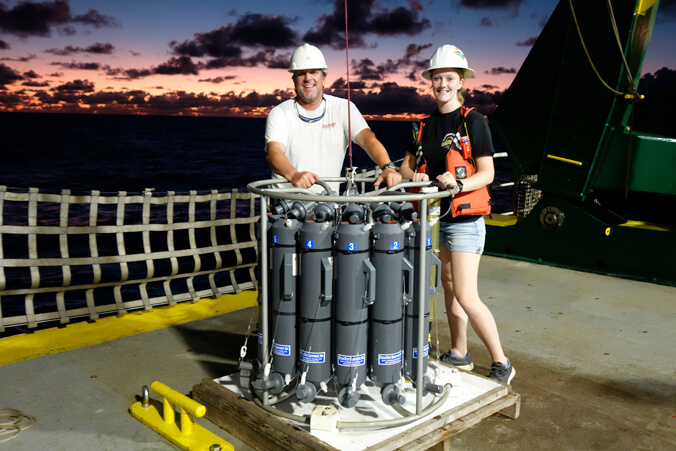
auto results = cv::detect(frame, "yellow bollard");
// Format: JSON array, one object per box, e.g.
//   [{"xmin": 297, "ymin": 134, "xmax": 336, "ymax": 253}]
[{"xmin": 130, "ymin": 381, "xmax": 233, "ymax": 451}]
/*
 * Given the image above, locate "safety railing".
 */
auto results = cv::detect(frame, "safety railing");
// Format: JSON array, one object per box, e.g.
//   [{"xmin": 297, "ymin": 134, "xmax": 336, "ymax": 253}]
[{"xmin": 0, "ymin": 186, "xmax": 259, "ymax": 332}]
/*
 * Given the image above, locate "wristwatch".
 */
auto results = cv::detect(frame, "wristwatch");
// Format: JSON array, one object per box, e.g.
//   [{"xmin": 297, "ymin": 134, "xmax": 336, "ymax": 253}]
[
  {"xmin": 456, "ymin": 180, "xmax": 464, "ymax": 192},
  {"xmin": 381, "ymin": 161, "xmax": 397, "ymax": 171}
]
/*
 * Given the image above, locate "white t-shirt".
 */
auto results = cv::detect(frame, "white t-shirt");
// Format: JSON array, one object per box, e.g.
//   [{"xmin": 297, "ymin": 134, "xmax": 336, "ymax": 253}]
[{"xmin": 264, "ymin": 94, "xmax": 369, "ymax": 192}]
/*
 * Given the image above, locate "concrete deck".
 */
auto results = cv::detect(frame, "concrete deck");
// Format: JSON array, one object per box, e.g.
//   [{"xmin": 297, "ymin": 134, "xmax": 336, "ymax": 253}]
[{"xmin": 1, "ymin": 256, "xmax": 674, "ymax": 450}]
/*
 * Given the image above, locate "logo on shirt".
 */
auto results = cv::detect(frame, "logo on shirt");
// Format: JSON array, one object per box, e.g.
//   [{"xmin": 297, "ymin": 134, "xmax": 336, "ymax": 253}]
[
  {"xmin": 323, "ymin": 122, "xmax": 336, "ymax": 128},
  {"xmin": 441, "ymin": 132, "xmax": 459, "ymax": 151}
]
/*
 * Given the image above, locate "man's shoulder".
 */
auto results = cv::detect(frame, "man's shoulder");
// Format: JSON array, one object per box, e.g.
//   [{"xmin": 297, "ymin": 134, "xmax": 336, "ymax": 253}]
[
  {"xmin": 267, "ymin": 99, "xmax": 295, "ymax": 121},
  {"xmin": 270, "ymin": 98, "xmax": 295, "ymax": 111}
]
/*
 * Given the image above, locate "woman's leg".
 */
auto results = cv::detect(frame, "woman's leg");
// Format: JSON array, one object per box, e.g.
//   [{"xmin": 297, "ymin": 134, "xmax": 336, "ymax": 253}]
[
  {"xmin": 439, "ymin": 246, "xmax": 469, "ymax": 357},
  {"xmin": 444, "ymin": 247, "xmax": 507, "ymax": 365}
]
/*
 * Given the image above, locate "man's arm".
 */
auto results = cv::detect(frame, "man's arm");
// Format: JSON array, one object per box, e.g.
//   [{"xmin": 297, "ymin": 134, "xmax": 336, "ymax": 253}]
[
  {"xmin": 265, "ymin": 141, "xmax": 319, "ymax": 189},
  {"xmin": 353, "ymin": 128, "xmax": 402, "ymax": 188}
]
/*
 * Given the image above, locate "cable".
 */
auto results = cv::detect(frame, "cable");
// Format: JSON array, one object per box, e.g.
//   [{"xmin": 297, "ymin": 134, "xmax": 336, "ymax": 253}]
[
  {"xmin": 0, "ymin": 408, "xmax": 36, "ymax": 444},
  {"xmin": 567, "ymin": 0, "xmax": 641, "ymax": 99},
  {"xmin": 344, "ymin": 0, "xmax": 353, "ymax": 170}
]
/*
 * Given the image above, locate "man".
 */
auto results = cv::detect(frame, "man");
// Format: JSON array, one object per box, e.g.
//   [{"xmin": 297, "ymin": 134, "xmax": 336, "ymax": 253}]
[{"xmin": 265, "ymin": 43, "xmax": 401, "ymax": 193}]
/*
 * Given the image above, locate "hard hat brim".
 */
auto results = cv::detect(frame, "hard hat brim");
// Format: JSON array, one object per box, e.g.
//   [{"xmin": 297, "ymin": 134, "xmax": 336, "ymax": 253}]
[
  {"xmin": 422, "ymin": 66, "xmax": 475, "ymax": 80},
  {"xmin": 288, "ymin": 67, "xmax": 328, "ymax": 73}
]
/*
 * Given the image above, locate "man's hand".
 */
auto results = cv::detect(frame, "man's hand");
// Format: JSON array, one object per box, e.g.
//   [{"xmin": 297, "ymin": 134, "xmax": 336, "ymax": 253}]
[
  {"xmin": 290, "ymin": 170, "xmax": 319, "ymax": 189},
  {"xmin": 374, "ymin": 167, "xmax": 403, "ymax": 188}
]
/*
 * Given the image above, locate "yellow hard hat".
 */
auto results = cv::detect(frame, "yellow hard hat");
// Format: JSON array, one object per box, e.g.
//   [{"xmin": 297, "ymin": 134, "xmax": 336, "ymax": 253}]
[
  {"xmin": 288, "ymin": 44, "xmax": 328, "ymax": 72},
  {"xmin": 422, "ymin": 45, "xmax": 475, "ymax": 80}
]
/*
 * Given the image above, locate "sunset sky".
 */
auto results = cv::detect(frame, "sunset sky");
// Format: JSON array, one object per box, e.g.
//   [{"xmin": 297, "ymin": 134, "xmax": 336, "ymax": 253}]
[{"xmin": 1, "ymin": 0, "xmax": 674, "ymax": 119}]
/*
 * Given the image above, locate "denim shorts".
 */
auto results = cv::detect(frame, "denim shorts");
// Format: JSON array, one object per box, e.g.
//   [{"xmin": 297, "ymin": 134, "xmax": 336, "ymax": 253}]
[{"xmin": 438, "ymin": 217, "xmax": 486, "ymax": 254}]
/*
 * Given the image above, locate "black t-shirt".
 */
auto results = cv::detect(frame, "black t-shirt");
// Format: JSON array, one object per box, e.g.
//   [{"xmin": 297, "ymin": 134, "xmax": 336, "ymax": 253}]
[{"xmin": 406, "ymin": 107, "xmax": 495, "ymax": 222}]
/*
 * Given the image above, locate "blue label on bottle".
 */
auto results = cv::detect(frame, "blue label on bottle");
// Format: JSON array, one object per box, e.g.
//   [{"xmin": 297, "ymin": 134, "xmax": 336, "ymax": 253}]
[
  {"xmin": 378, "ymin": 350, "xmax": 402, "ymax": 365},
  {"xmin": 300, "ymin": 350, "xmax": 325, "ymax": 364},
  {"xmin": 337, "ymin": 353, "xmax": 365, "ymax": 367},
  {"xmin": 390, "ymin": 241, "xmax": 400, "ymax": 250},
  {"xmin": 346, "ymin": 242, "xmax": 357, "ymax": 251},
  {"xmin": 272, "ymin": 343, "xmax": 290, "ymax": 356},
  {"xmin": 304, "ymin": 239, "xmax": 314, "ymax": 249}
]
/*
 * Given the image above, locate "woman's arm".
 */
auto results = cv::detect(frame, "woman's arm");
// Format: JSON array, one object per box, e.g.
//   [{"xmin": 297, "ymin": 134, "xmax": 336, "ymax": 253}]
[{"xmin": 400, "ymin": 151, "xmax": 429, "ymax": 181}]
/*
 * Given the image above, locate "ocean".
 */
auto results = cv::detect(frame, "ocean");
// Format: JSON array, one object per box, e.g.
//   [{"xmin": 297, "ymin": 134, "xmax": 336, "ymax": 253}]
[
  {"xmin": 0, "ymin": 112, "xmax": 511, "ymax": 204},
  {"xmin": 0, "ymin": 112, "xmax": 513, "ymax": 335}
]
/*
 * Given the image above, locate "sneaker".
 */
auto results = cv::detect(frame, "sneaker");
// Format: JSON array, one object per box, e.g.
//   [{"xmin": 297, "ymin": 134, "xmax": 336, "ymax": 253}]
[
  {"xmin": 439, "ymin": 349, "xmax": 474, "ymax": 372},
  {"xmin": 488, "ymin": 360, "xmax": 515, "ymax": 384}
]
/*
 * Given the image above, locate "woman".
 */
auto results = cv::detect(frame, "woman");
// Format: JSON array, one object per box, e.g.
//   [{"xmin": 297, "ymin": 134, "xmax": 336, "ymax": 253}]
[{"xmin": 399, "ymin": 45, "xmax": 514, "ymax": 384}]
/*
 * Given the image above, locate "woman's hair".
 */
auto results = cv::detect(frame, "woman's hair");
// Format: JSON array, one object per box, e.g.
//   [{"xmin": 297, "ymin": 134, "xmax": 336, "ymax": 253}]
[{"xmin": 455, "ymin": 69, "xmax": 466, "ymax": 104}]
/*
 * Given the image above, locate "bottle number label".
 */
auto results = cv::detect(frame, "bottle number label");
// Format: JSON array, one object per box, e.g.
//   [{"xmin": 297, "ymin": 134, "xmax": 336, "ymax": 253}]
[
  {"xmin": 426, "ymin": 237, "xmax": 432, "ymax": 247},
  {"xmin": 390, "ymin": 241, "xmax": 400, "ymax": 250},
  {"xmin": 346, "ymin": 242, "xmax": 357, "ymax": 251},
  {"xmin": 413, "ymin": 344, "xmax": 430, "ymax": 359},
  {"xmin": 273, "ymin": 235, "xmax": 279, "ymax": 244},
  {"xmin": 304, "ymin": 239, "xmax": 314, "ymax": 249}
]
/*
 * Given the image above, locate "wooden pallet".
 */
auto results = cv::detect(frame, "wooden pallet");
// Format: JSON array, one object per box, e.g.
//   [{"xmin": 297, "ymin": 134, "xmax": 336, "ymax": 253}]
[{"xmin": 193, "ymin": 377, "xmax": 520, "ymax": 451}]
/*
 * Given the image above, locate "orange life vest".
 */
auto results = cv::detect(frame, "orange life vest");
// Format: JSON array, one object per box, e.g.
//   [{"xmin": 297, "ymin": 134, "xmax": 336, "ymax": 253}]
[{"xmin": 413, "ymin": 106, "xmax": 491, "ymax": 218}]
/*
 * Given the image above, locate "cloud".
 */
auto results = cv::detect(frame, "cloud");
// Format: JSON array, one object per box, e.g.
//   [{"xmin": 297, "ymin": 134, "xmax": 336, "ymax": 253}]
[
  {"xmin": 0, "ymin": 62, "xmax": 23, "ymax": 89},
  {"xmin": 53, "ymin": 78, "xmax": 94, "ymax": 92},
  {"xmin": 154, "ymin": 56, "xmax": 201, "ymax": 75},
  {"xmin": 51, "ymin": 61, "xmax": 103, "ymax": 70},
  {"xmin": 23, "ymin": 69, "xmax": 40, "ymax": 78},
  {"xmin": 22, "ymin": 80, "xmax": 50, "ymax": 87},
  {"xmin": 303, "ymin": 0, "xmax": 430, "ymax": 49},
  {"xmin": 106, "ymin": 67, "xmax": 153, "ymax": 80},
  {"xmin": 0, "ymin": 0, "xmax": 119, "ymax": 38},
  {"xmin": 0, "ymin": 39, "xmax": 9, "ymax": 50},
  {"xmin": 458, "ymin": 0, "xmax": 522, "ymax": 20},
  {"xmin": 0, "ymin": 53, "xmax": 37, "ymax": 62},
  {"xmin": 45, "ymin": 42, "xmax": 115, "ymax": 56},
  {"xmin": 459, "ymin": 0, "xmax": 522, "ymax": 9},
  {"xmin": 198, "ymin": 76, "xmax": 237, "ymax": 84},
  {"xmin": 639, "ymin": 67, "xmax": 676, "ymax": 91},
  {"xmin": 0, "ymin": 90, "xmax": 23, "ymax": 105},
  {"xmin": 171, "ymin": 13, "xmax": 298, "ymax": 59},
  {"xmin": 655, "ymin": 1, "xmax": 676, "ymax": 22},
  {"xmin": 346, "ymin": 43, "xmax": 432, "ymax": 82},
  {"xmin": 462, "ymin": 88, "xmax": 505, "ymax": 114},
  {"xmin": 0, "ymin": 0, "xmax": 71, "ymax": 37},
  {"xmin": 486, "ymin": 66, "xmax": 516, "ymax": 75},
  {"xmin": 336, "ymin": 81, "xmax": 435, "ymax": 116},
  {"xmin": 516, "ymin": 36, "xmax": 537, "ymax": 47},
  {"xmin": 480, "ymin": 17, "xmax": 494, "ymax": 27},
  {"xmin": 71, "ymin": 8, "xmax": 120, "ymax": 28}
]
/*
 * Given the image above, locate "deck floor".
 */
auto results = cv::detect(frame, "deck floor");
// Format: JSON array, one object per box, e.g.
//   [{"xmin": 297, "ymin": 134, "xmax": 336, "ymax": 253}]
[{"xmin": 1, "ymin": 256, "xmax": 674, "ymax": 450}]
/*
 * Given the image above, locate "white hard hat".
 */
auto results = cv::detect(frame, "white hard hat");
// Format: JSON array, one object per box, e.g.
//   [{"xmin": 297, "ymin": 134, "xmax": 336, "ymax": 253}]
[
  {"xmin": 422, "ymin": 45, "xmax": 475, "ymax": 80},
  {"xmin": 288, "ymin": 43, "xmax": 328, "ymax": 73}
]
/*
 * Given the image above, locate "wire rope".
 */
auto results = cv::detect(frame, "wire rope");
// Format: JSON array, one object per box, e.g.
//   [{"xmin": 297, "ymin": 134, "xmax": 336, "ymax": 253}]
[
  {"xmin": 567, "ymin": 0, "xmax": 641, "ymax": 99},
  {"xmin": 344, "ymin": 0, "xmax": 353, "ymax": 170}
]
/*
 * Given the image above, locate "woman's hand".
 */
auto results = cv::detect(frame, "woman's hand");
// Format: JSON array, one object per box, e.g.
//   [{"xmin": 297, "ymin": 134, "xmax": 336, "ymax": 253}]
[
  {"xmin": 412, "ymin": 172, "xmax": 429, "ymax": 182},
  {"xmin": 436, "ymin": 171, "xmax": 458, "ymax": 191}
]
